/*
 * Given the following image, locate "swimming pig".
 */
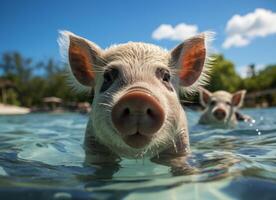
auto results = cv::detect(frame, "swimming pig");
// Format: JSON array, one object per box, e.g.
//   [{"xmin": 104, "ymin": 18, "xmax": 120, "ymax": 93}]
[
  {"xmin": 198, "ymin": 88, "xmax": 251, "ymax": 128},
  {"xmin": 58, "ymin": 31, "xmax": 213, "ymax": 164}
]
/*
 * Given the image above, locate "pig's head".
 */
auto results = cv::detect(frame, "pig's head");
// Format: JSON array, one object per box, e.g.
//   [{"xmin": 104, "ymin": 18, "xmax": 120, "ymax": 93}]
[
  {"xmin": 59, "ymin": 31, "xmax": 213, "ymax": 158},
  {"xmin": 199, "ymin": 88, "xmax": 246, "ymax": 127}
]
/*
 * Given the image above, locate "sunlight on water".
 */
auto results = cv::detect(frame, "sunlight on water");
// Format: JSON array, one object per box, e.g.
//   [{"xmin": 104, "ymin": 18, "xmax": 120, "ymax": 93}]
[{"xmin": 0, "ymin": 108, "xmax": 276, "ymax": 199}]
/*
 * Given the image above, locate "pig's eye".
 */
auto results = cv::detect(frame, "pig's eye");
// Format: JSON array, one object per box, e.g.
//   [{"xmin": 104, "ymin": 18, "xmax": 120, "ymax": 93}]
[
  {"xmin": 100, "ymin": 68, "xmax": 119, "ymax": 92},
  {"xmin": 156, "ymin": 68, "xmax": 171, "ymax": 82},
  {"xmin": 210, "ymin": 100, "xmax": 216, "ymax": 106},
  {"xmin": 104, "ymin": 68, "xmax": 118, "ymax": 82},
  {"xmin": 156, "ymin": 68, "xmax": 173, "ymax": 91},
  {"xmin": 162, "ymin": 71, "xmax": 171, "ymax": 82},
  {"xmin": 226, "ymin": 101, "xmax": 231, "ymax": 106},
  {"xmin": 162, "ymin": 70, "xmax": 171, "ymax": 82}
]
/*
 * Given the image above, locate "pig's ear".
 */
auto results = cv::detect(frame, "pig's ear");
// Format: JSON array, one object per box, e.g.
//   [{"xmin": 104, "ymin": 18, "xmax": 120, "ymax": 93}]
[
  {"xmin": 58, "ymin": 31, "xmax": 102, "ymax": 89},
  {"xmin": 171, "ymin": 32, "xmax": 214, "ymax": 94},
  {"xmin": 232, "ymin": 90, "xmax": 246, "ymax": 108},
  {"xmin": 199, "ymin": 87, "xmax": 212, "ymax": 107}
]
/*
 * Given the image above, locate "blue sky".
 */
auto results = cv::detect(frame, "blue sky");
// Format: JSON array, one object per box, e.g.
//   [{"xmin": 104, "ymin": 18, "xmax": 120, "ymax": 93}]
[{"xmin": 0, "ymin": 0, "xmax": 275, "ymax": 76}]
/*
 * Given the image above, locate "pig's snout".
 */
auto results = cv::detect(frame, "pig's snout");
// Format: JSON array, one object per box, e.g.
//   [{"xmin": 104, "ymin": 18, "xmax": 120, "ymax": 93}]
[
  {"xmin": 213, "ymin": 108, "xmax": 226, "ymax": 121},
  {"xmin": 111, "ymin": 90, "xmax": 165, "ymax": 148}
]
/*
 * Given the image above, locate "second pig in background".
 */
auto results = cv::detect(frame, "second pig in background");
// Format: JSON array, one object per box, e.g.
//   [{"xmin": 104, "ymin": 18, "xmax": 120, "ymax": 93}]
[{"xmin": 198, "ymin": 87, "xmax": 252, "ymax": 128}]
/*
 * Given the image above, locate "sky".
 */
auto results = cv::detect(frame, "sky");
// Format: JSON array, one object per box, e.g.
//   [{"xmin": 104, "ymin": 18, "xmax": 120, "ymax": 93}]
[{"xmin": 0, "ymin": 0, "xmax": 275, "ymax": 77}]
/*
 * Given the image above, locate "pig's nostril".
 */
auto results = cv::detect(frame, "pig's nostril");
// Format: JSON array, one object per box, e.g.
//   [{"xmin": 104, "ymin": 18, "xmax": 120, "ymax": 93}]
[
  {"xmin": 146, "ymin": 108, "xmax": 152, "ymax": 116},
  {"xmin": 123, "ymin": 107, "xmax": 130, "ymax": 116}
]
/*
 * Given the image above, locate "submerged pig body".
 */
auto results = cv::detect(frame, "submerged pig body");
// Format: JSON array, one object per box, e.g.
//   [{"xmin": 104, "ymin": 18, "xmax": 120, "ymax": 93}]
[{"xmin": 59, "ymin": 31, "xmax": 213, "ymax": 163}]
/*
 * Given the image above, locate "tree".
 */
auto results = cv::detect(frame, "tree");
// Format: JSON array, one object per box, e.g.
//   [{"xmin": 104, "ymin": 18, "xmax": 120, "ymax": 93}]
[
  {"xmin": 207, "ymin": 55, "xmax": 242, "ymax": 93},
  {"xmin": 243, "ymin": 65, "xmax": 276, "ymax": 92},
  {"xmin": 246, "ymin": 64, "xmax": 256, "ymax": 77},
  {"xmin": 0, "ymin": 52, "xmax": 91, "ymax": 107}
]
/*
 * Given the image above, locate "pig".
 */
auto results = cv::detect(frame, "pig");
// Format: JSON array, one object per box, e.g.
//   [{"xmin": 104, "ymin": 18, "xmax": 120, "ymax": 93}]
[
  {"xmin": 58, "ymin": 31, "xmax": 213, "ymax": 165},
  {"xmin": 198, "ymin": 87, "xmax": 251, "ymax": 128}
]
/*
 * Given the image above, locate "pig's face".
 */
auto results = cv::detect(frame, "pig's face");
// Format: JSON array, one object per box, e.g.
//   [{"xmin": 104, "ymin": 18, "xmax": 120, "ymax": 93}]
[
  {"xmin": 93, "ymin": 43, "xmax": 174, "ymax": 151},
  {"xmin": 59, "ymin": 31, "xmax": 213, "ymax": 158},
  {"xmin": 199, "ymin": 88, "xmax": 246, "ymax": 127}
]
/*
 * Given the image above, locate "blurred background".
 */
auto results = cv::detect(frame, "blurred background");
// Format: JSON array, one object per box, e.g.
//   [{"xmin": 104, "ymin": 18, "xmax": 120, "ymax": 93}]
[{"xmin": 0, "ymin": 0, "xmax": 275, "ymax": 113}]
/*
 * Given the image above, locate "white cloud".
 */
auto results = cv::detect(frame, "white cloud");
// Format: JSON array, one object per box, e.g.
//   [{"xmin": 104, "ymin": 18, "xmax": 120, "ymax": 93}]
[
  {"xmin": 223, "ymin": 8, "xmax": 276, "ymax": 49},
  {"xmin": 223, "ymin": 35, "xmax": 250, "ymax": 49},
  {"xmin": 152, "ymin": 23, "xmax": 199, "ymax": 41}
]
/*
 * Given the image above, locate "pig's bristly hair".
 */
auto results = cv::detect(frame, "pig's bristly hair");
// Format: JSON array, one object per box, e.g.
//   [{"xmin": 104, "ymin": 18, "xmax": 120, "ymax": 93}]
[
  {"xmin": 58, "ymin": 30, "xmax": 214, "ymax": 98},
  {"xmin": 58, "ymin": 30, "xmax": 95, "ymax": 95},
  {"xmin": 178, "ymin": 31, "xmax": 216, "ymax": 98}
]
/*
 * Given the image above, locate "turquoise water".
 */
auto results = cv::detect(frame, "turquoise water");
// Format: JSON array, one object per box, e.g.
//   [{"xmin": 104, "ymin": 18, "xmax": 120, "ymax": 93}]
[{"xmin": 0, "ymin": 108, "xmax": 276, "ymax": 199}]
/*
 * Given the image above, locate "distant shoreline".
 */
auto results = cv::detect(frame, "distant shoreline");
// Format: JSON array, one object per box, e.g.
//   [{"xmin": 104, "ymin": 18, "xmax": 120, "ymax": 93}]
[{"xmin": 0, "ymin": 103, "xmax": 30, "ymax": 115}]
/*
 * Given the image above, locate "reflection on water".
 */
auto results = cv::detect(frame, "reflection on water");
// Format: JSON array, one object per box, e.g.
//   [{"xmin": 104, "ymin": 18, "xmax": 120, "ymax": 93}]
[{"xmin": 0, "ymin": 108, "xmax": 276, "ymax": 199}]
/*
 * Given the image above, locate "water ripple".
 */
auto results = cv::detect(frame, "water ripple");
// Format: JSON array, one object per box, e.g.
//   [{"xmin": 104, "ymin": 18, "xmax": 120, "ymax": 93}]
[{"xmin": 0, "ymin": 108, "xmax": 275, "ymax": 199}]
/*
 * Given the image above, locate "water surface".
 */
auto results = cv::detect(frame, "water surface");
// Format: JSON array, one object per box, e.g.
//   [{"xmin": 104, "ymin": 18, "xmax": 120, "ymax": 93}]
[{"xmin": 0, "ymin": 108, "xmax": 276, "ymax": 199}]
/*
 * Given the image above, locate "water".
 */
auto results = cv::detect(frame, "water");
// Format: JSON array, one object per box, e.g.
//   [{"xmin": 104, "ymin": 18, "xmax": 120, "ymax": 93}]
[{"xmin": 0, "ymin": 108, "xmax": 276, "ymax": 199}]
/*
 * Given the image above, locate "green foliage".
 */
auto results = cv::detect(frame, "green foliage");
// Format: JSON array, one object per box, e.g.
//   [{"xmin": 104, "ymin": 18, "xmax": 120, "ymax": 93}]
[
  {"xmin": 244, "ymin": 65, "xmax": 276, "ymax": 92},
  {"xmin": 0, "ymin": 52, "xmax": 90, "ymax": 107},
  {"xmin": 3, "ymin": 89, "xmax": 20, "ymax": 106},
  {"xmin": 207, "ymin": 55, "xmax": 242, "ymax": 92}
]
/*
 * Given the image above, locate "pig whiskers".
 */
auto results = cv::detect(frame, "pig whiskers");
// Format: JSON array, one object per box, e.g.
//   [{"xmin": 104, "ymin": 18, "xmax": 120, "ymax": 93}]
[
  {"xmin": 96, "ymin": 56, "xmax": 109, "ymax": 65},
  {"xmin": 171, "ymin": 138, "xmax": 178, "ymax": 153},
  {"xmin": 98, "ymin": 102, "xmax": 112, "ymax": 109},
  {"xmin": 102, "ymin": 94, "xmax": 112, "ymax": 99},
  {"xmin": 170, "ymin": 68, "xmax": 179, "ymax": 77},
  {"xmin": 169, "ymin": 127, "xmax": 186, "ymax": 154},
  {"xmin": 180, "ymin": 100, "xmax": 196, "ymax": 104},
  {"xmin": 103, "ymin": 91, "xmax": 113, "ymax": 96},
  {"xmin": 85, "ymin": 67, "xmax": 105, "ymax": 73},
  {"xmin": 155, "ymin": 150, "xmax": 160, "ymax": 159}
]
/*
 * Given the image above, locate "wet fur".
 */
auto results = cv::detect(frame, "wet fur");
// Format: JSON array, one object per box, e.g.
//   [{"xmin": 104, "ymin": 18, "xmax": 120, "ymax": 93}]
[{"xmin": 59, "ymin": 31, "xmax": 213, "ymax": 163}]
